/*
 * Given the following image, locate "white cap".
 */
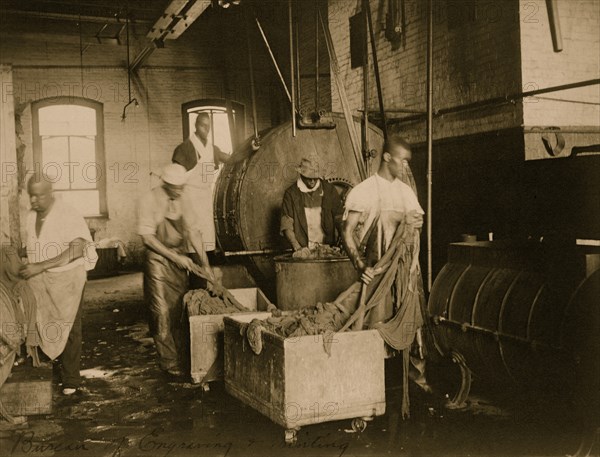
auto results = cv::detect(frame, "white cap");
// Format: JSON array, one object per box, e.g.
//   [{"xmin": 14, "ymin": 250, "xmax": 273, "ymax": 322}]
[{"xmin": 161, "ymin": 163, "xmax": 187, "ymax": 186}]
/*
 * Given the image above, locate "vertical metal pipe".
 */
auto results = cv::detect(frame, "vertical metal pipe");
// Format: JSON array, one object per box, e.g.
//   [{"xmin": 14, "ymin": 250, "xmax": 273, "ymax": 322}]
[
  {"xmin": 295, "ymin": 0, "xmax": 301, "ymax": 111},
  {"xmin": 245, "ymin": 7, "xmax": 259, "ymax": 140},
  {"xmin": 289, "ymin": 0, "xmax": 296, "ymax": 137},
  {"xmin": 314, "ymin": 0, "xmax": 320, "ymax": 113},
  {"xmin": 426, "ymin": 0, "xmax": 434, "ymax": 292},
  {"xmin": 362, "ymin": 0, "xmax": 369, "ymax": 173},
  {"xmin": 545, "ymin": 0, "xmax": 563, "ymax": 52},
  {"xmin": 365, "ymin": 0, "xmax": 388, "ymax": 140}
]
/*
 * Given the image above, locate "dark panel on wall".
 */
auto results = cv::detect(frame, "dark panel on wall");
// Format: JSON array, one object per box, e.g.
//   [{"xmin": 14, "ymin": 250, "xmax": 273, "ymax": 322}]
[{"xmin": 408, "ymin": 128, "xmax": 600, "ymax": 282}]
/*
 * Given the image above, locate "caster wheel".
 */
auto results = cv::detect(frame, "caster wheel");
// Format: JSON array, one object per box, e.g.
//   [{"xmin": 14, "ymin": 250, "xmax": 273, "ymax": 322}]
[
  {"xmin": 351, "ymin": 418, "xmax": 367, "ymax": 433},
  {"xmin": 284, "ymin": 428, "xmax": 298, "ymax": 444},
  {"xmin": 201, "ymin": 383, "xmax": 210, "ymax": 392}
]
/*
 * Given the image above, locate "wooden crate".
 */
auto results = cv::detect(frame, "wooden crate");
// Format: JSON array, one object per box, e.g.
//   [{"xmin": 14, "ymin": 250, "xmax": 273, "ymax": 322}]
[
  {"xmin": 223, "ymin": 315, "xmax": 386, "ymax": 434},
  {"xmin": 189, "ymin": 288, "xmax": 273, "ymax": 385},
  {"xmin": 0, "ymin": 365, "xmax": 52, "ymax": 416}
]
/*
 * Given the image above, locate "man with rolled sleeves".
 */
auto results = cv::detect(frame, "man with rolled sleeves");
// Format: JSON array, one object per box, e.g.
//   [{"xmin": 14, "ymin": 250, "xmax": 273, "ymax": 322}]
[{"xmin": 137, "ymin": 163, "xmax": 215, "ymax": 377}]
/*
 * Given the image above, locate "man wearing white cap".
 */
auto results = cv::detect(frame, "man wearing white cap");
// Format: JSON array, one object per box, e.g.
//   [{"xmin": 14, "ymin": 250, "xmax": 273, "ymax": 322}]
[
  {"xmin": 280, "ymin": 155, "xmax": 343, "ymax": 258},
  {"xmin": 137, "ymin": 163, "xmax": 215, "ymax": 376}
]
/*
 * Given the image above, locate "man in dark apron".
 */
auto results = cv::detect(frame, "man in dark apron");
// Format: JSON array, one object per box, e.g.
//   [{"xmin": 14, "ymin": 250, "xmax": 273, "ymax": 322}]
[{"xmin": 137, "ymin": 164, "xmax": 215, "ymax": 377}]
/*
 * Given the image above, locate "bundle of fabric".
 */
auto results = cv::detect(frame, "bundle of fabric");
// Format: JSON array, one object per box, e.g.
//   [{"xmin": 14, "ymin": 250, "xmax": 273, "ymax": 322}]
[
  {"xmin": 244, "ymin": 283, "xmax": 361, "ymax": 356},
  {"xmin": 184, "ymin": 264, "xmax": 249, "ymax": 315},
  {"xmin": 184, "ymin": 287, "xmax": 247, "ymax": 316},
  {"xmin": 0, "ymin": 245, "xmax": 37, "ymax": 424},
  {"xmin": 291, "ymin": 244, "xmax": 346, "ymax": 260}
]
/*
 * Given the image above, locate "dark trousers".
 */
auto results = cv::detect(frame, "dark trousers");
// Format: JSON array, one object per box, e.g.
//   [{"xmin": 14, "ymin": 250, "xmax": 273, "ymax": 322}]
[{"xmin": 60, "ymin": 289, "xmax": 84, "ymax": 388}]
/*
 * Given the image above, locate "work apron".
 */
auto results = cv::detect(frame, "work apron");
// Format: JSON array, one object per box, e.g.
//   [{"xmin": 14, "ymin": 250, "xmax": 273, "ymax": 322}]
[
  {"xmin": 143, "ymin": 216, "xmax": 188, "ymax": 371},
  {"xmin": 184, "ymin": 143, "xmax": 217, "ymax": 252}
]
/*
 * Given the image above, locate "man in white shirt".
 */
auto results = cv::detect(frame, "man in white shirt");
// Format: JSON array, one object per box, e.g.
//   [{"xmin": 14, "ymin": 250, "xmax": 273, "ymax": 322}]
[
  {"xmin": 138, "ymin": 163, "xmax": 215, "ymax": 377},
  {"xmin": 343, "ymin": 136, "xmax": 424, "ymax": 303},
  {"xmin": 21, "ymin": 174, "xmax": 97, "ymax": 395},
  {"xmin": 342, "ymin": 135, "xmax": 429, "ymax": 413}
]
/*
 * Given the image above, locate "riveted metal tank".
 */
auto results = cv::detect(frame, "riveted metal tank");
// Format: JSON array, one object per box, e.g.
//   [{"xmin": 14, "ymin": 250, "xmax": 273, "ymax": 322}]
[
  {"xmin": 214, "ymin": 113, "xmax": 383, "ymax": 297},
  {"xmin": 273, "ymin": 255, "xmax": 358, "ymax": 310},
  {"xmin": 428, "ymin": 240, "xmax": 600, "ymax": 405}
]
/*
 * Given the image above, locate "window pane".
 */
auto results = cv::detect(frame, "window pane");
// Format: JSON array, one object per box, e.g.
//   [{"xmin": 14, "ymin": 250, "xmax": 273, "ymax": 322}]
[
  {"xmin": 212, "ymin": 111, "xmax": 232, "ymax": 154},
  {"xmin": 39, "ymin": 105, "xmax": 97, "ymax": 136},
  {"xmin": 69, "ymin": 137, "xmax": 97, "ymax": 189},
  {"xmin": 41, "ymin": 137, "xmax": 70, "ymax": 189},
  {"xmin": 56, "ymin": 190, "xmax": 100, "ymax": 216}
]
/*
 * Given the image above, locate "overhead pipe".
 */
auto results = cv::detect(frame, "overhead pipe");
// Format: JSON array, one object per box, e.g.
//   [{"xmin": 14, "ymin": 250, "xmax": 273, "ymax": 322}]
[
  {"xmin": 1, "ymin": 9, "xmax": 151, "ymax": 24},
  {"xmin": 426, "ymin": 0, "xmax": 434, "ymax": 291},
  {"xmin": 545, "ymin": 0, "xmax": 563, "ymax": 52},
  {"xmin": 289, "ymin": 0, "xmax": 297, "ymax": 137},
  {"xmin": 385, "ymin": 78, "xmax": 600, "ymax": 125}
]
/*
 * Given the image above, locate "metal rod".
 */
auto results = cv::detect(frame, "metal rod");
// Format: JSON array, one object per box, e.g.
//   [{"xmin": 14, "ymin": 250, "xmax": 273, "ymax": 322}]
[
  {"xmin": 126, "ymin": 13, "xmax": 131, "ymax": 102},
  {"xmin": 255, "ymin": 17, "xmax": 292, "ymax": 103},
  {"xmin": 78, "ymin": 5, "xmax": 84, "ymax": 96},
  {"xmin": 362, "ymin": 108, "xmax": 427, "ymax": 114},
  {"xmin": 223, "ymin": 248, "xmax": 293, "ymax": 257},
  {"xmin": 362, "ymin": 0, "xmax": 369, "ymax": 172},
  {"xmin": 314, "ymin": 0, "xmax": 320, "ymax": 113},
  {"xmin": 426, "ymin": 0, "xmax": 433, "ymax": 292},
  {"xmin": 318, "ymin": 8, "xmax": 366, "ymax": 180},
  {"xmin": 387, "ymin": 79, "xmax": 600, "ymax": 125},
  {"xmin": 245, "ymin": 6, "xmax": 259, "ymax": 140},
  {"xmin": 546, "ymin": 0, "xmax": 563, "ymax": 52},
  {"xmin": 433, "ymin": 316, "xmax": 561, "ymax": 350},
  {"xmin": 289, "ymin": 0, "xmax": 297, "ymax": 137},
  {"xmin": 365, "ymin": 0, "xmax": 388, "ymax": 141},
  {"xmin": 295, "ymin": 0, "xmax": 301, "ymax": 114}
]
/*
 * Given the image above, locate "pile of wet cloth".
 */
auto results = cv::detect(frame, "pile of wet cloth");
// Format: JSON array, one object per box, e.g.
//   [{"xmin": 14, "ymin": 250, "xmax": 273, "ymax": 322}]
[
  {"xmin": 243, "ymin": 283, "xmax": 362, "ymax": 356},
  {"xmin": 291, "ymin": 244, "xmax": 346, "ymax": 260},
  {"xmin": 184, "ymin": 283, "xmax": 247, "ymax": 316}
]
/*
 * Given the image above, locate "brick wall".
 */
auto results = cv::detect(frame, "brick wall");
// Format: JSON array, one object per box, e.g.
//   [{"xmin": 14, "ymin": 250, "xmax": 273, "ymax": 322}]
[
  {"xmin": 0, "ymin": 10, "xmax": 284, "ymax": 264},
  {"xmin": 327, "ymin": 0, "xmax": 523, "ymax": 143}
]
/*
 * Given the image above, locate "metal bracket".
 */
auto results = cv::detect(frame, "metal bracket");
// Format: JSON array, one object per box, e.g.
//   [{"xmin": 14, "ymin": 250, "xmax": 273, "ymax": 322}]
[{"xmin": 446, "ymin": 351, "xmax": 471, "ymax": 410}]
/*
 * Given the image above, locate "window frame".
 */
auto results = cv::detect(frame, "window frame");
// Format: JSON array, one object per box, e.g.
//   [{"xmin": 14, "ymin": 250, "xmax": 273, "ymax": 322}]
[
  {"xmin": 181, "ymin": 98, "xmax": 246, "ymax": 150},
  {"xmin": 32, "ymin": 96, "xmax": 108, "ymax": 218}
]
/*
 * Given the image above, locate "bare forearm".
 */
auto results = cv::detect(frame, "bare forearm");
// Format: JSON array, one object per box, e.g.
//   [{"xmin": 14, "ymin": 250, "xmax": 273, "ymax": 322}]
[
  {"xmin": 342, "ymin": 229, "xmax": 364, "ymax": 271},
  {"xmin": 282, "ymin": 229, "xmax": 302, "ymax": 251},
  {"xmin": 41, "ymin": 238, "xmax": 87, "ymax": 270},
  {"xmin": 189, "ymin": 232, "xmax": 214, "ymax": 278},
  {"xmin": 342, "ymin": 212, "xmax": 366, "ymax": 272},
  {"xmin": 141, "ymin": 234, "xmax": 180, "ymax": 264}
]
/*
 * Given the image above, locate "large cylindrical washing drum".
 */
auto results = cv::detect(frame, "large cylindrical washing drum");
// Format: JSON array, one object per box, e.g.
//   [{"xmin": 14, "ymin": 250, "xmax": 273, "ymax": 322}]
[{"xmin": 427, "ymin": 241, "xmax": 600, "ymax": 413}]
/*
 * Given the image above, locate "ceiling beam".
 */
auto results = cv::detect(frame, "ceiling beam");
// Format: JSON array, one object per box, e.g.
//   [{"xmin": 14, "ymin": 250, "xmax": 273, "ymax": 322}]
[
  {"xmin": 1, "ymin": 8, "xmax": 153, "ymax": 25},
  {"xmin": 130, "ymin": 0, "xmax": 211, "ymax": 72}
]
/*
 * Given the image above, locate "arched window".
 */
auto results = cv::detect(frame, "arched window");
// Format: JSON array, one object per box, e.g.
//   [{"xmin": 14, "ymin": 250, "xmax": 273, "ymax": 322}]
[
  {"xmin": 181, "ymin": 99, "xmax": 246, "ymax": 154},
  {"xmin": 32, "ymin": 97, "xmax": 106, "ymax": 217}
]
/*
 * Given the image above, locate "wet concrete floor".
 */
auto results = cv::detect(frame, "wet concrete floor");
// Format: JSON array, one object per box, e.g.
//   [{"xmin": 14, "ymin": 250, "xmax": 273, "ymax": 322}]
[{"xmin": 0, "ymin": 272, "xmax": 594, "ymax": 457}]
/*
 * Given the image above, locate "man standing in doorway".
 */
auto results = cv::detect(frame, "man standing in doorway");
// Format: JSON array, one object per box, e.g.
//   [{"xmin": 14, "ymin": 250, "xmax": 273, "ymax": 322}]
[
  {"xmin": 172, "ymin": 112, "xmax": 231, "ymax": 254},
  {"xmin": 21, "ymin": 173, "xmax": 97, "ymax": 396}
]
